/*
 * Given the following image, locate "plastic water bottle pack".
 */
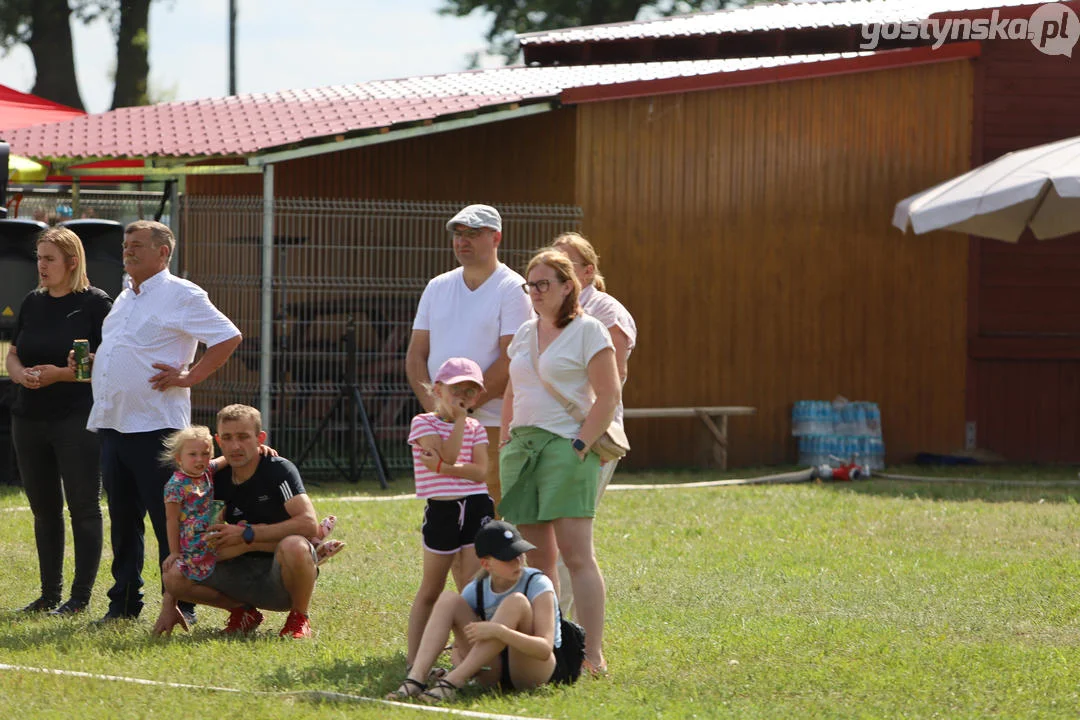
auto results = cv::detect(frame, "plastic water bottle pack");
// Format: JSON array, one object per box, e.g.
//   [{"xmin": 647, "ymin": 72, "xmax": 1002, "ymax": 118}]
[{"xmin": 793, "ymin": 398, "xmax": 885, "ymax": 469}]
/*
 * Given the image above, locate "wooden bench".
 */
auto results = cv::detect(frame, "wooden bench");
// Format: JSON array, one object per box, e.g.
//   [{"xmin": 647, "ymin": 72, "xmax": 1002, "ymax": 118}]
[{"xmin": 622, "ymin": 406, "xmax": 757, "ymax": 469}]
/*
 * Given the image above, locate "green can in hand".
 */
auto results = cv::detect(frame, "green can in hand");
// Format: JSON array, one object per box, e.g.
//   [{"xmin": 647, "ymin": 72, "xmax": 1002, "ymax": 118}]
[
  {"xmin": 73, "ymin": 339, "xmax": 91, "ymax": 382},
  {"xmin": 208, "ymin": 499, "xmax": 226, "ymax": 525}
]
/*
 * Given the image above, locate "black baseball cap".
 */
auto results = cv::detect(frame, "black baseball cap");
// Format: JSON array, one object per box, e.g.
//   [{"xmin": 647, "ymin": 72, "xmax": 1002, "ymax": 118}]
[{"xmin": 474, "ymin": 520, "xmax": 535, "ymax": 561}]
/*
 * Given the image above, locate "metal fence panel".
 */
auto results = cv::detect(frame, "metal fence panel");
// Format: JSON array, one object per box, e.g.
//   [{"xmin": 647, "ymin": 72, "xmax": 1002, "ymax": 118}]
[
  {"xmin": 181, "ymin": 196, "xmax": 582, "ymax": 482},
  {"xmin": 6, "ymin": 186, "xmax": 172, "ymax": 226}
]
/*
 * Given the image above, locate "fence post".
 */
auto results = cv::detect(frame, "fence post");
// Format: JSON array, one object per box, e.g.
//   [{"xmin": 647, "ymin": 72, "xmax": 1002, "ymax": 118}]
[{"xmin": 260, "ymin": 164, "xmax": 274, "ymax": 427}]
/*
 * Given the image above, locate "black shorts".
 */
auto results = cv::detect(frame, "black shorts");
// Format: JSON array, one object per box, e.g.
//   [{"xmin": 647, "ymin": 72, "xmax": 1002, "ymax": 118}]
[
  {"xmin": 498, "ymin": 641, "xmax": 577, "ymax": 690},
  {"xmin": 422, "ymin": 494, "xmax": 494, "ymax": 554}
]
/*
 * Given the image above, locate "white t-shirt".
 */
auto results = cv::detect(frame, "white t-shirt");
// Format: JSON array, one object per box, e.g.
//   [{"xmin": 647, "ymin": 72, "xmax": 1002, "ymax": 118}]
[
  {"xmin": 507, "ymin": 315, "xmax": 613, "ymax": 439},
  {"xmin": 579, "ymin": 284, "xmax": 636, "ymax": 428},
  {"xmin": 413, "ymin": 263, "xmax": 532, "ymax": 427}
]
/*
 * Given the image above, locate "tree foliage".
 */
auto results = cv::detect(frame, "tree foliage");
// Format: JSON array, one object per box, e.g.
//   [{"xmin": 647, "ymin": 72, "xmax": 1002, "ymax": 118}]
[
  {"xmin": 0, "ymin": 0, "xmax": 158, "ymax": 110},
  {"xmin": 441, "ymin": 0, "xmax": 738, "ymax": 63}
]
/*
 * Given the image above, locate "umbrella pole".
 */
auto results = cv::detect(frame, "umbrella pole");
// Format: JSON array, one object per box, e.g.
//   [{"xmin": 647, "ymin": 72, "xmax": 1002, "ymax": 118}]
[{"xmin": 1021, "ymin": 182, "xmax": 1052, "ymax": 235}]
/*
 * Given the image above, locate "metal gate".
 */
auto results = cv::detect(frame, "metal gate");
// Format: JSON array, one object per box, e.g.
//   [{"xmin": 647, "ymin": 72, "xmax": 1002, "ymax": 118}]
[{"xmin": 181, "ymin": 196, "xmax": 582, "ymax": 482}]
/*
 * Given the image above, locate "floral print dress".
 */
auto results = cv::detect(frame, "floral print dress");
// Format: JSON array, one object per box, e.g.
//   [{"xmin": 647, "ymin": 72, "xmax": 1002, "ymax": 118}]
[{"xmin": 163, "ymin": 469, "xmax": 217, "ymax": 581}]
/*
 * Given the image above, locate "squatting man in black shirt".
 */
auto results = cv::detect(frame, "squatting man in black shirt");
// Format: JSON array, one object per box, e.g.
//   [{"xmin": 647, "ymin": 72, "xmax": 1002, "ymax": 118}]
[{"xmin": 154, "ymin": 403, "xmax": 321, "ymax": 638}]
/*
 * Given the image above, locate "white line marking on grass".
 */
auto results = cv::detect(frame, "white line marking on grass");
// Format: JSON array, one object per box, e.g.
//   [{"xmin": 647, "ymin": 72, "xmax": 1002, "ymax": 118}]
[
  {"xmin": 329, "ymin": 470, "xmax": 814, "ymax": 502},
  {"xmin": 0, "ymin": 664, "xmax": 551, "ymax": 720},
  {"xmin": 609, "ymin": 469, "xmax": 814, "ymax": 491},
  {"xmin": 2, "ymin": 472, "xmax": 816, "ymax": 515},
  {"xmin": 334, "ymin": 494, "xmax": 419, "ymax": 502},
  {"xmin": 0, "ymin": 663, "xmax": 245, "ymax": 693},
  {"xmin": 879, "ymin": 472, "xmax": 1080, "ymax": 487},
  {"xmin": 303, "ymin": 690, "xmax": 552, "ymax": 719}
]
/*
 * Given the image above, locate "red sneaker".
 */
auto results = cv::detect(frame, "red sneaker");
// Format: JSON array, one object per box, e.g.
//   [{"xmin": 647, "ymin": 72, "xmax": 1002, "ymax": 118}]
[
  {"xmin": 221, "ymin": 606, "xmax": 264, "ymax": 635},
  {"xmin": 279, "ymin": 610, "xmax": 312, "ymax": 639}
]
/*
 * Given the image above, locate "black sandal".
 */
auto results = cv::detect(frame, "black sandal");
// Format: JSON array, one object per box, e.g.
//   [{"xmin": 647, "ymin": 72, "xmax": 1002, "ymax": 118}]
[
  {"xmin": 420, "ymin": 678, "xmax": 459, "ymax": 704},
  {"xmin": 385, "ymin": 677, "xmax": 426, "ymax": 700},
  {"xmin": 404, "ymin": 665, "xmax": 448, "ymax": 683}
]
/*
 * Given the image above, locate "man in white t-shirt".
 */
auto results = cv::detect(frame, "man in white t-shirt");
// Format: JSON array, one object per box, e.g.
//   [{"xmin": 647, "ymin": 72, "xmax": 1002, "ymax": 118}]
[{"xmin": 406, "ymin": 204, "xmax": 531, "ymax": 517}]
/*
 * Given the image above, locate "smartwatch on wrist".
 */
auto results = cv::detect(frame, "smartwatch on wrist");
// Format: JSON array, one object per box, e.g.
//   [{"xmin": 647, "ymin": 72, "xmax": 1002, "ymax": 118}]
[
  {"xmin": 242, "ymin": 525, "xmax": 256, "ymax": 544},
  {"xmin": 572, "ymin": 438, "xmax": 587, "ymax": 453}
]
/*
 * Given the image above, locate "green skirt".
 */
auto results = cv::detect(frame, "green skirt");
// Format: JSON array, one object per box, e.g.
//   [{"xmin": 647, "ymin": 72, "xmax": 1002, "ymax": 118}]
[{"xmin": 498, "ymin": 426, "xmax": 602, "ymax": 524}]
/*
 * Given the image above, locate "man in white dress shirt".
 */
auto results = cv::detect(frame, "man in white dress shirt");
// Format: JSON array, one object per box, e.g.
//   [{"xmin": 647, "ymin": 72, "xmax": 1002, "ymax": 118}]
[
  {"xmin": 89, "ymin": 220, "xmax": 241, "ymax": 624},
  {"xmin": 406, "ymin": 204, "xmax": 531, "ymax": 527}
]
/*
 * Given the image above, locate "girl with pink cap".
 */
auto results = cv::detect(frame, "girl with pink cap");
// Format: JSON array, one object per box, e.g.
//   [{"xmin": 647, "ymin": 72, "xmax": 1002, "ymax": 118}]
[{"xmin": 400, "ymin": 356, "xmax": 493, "ymax": 676}]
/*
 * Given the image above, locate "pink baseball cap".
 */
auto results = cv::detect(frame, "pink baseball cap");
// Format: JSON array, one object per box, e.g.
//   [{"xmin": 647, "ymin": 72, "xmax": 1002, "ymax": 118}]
[{"xmin": 434, "ymin": 357, "xmax": 485, "ymax": 389}]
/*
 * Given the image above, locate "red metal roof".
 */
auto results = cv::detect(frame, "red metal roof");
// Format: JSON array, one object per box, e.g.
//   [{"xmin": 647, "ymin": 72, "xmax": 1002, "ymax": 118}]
[
  {"xmin": 6, "ymin": 47, "xmax": 972, "ymax": 161},
  {"xmin": 518, "ymin": 0, "xmax": 1051, "ymax": 46}
]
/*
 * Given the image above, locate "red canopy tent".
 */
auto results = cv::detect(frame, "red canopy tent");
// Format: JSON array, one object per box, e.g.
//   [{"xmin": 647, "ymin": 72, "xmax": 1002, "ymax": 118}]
[
  {"xmin": 0, "ymin": 84, "xmax": 145, "ymax": 183},
  {"xmin": 0, "ymin": 83, "xmax": 84, "ymax": 132}
]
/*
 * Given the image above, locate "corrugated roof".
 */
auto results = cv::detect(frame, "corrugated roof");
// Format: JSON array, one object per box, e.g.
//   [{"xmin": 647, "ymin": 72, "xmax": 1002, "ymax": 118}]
[
  {"xmin": 518, "ymin": 0, "xmax": 1049, "ymax": 46},
  {"xmin": 8, "ymin": 52, "xmax": 879, "ymax": 161}
]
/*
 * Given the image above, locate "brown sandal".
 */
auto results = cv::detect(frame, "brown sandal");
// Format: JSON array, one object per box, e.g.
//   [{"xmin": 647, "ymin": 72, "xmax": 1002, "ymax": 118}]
[{"xmin": 582, "ymin": 657, "xmax": 609, "ymax": 677}]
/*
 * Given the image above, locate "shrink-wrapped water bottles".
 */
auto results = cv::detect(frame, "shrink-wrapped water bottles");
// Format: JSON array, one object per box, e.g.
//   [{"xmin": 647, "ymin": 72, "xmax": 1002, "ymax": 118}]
[{"xmin": 793, "ymin": 398, "xmax": 884, "ymax": 470}]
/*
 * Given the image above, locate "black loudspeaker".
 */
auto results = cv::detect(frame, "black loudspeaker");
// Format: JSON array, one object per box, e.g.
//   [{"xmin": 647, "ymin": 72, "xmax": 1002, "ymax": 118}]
[
  {"xmin": 0, "ymin": 219, "xmax": 48, "ymax": 332},
  {"xmin": 60, "ymin": 219, "xmax": 125, "ymax": 301},
  {"xmin": 0, "ymin": 141, "xmax": 9, "ymax": 209}
]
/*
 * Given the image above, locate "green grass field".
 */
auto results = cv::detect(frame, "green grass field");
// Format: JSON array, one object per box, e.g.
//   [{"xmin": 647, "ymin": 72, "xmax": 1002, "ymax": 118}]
[{"xmin": 3, "ymin": 464, "xmax": 1080, "ymax": 719}]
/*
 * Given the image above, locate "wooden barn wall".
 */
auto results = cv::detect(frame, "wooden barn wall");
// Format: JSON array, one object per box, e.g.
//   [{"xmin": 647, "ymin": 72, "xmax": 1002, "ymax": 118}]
[
  {"xmin": 186, "ymin": 110, "xmax": 577, "ymax": 204},
  {"xmin": 969, "ymin": 40, "xmax": 1080, "ymax": 462},
  {"xmin": 575, "ymin": 61, "xmax": 973, "ymax": 468}
]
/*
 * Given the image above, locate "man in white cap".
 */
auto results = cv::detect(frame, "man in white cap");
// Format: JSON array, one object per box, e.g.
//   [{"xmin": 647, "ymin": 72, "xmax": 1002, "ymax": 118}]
[{"xmin": 406, "ymin": 205, "xmax": 531, "ymax": 541}]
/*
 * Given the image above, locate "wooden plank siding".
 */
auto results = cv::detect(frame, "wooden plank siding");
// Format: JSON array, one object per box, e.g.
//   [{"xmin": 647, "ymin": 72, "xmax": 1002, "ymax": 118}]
[
  {"xmin": 969, "ymin": 40, "xmax": 1080, "ymax": 461},
  {"xmin": 187, "ymin": 109, "xmax": 578, "ymax": 204},
  {"xmin": 184, "ymin": 61, "xmax": 974, "ymax": 469},
  {"xmin": 575, "ymin": 61, "xmax": 973, "ymax": 468}
]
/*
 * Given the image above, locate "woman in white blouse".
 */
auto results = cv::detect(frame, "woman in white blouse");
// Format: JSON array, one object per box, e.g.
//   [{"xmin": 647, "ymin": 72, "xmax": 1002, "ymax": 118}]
[
  {"xmin": 498, "ymin": 249, "xmax": 620, "ymax": 676},
  {"xmin": 551, "ymin": 232, "xmax": 637, "ymax": 624}
]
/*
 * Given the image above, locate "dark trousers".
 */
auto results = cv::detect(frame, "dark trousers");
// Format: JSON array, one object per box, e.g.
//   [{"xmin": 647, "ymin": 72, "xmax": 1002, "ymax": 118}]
[
  {"xmin": 13, "ymin": 410, "xmax": 103, "ymax": 605},
  {"xmin": 100, "ymin": 428, "xmax": 193, "ymax": 618}
]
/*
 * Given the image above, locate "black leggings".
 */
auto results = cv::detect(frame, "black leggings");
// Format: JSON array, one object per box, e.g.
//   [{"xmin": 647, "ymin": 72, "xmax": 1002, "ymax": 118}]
[{"xmin": 13, "ymin": 410, "xmax": 103, "ymax": 604}]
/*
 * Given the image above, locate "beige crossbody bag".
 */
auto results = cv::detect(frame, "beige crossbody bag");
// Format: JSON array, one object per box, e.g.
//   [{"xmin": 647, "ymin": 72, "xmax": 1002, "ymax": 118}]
[{"xmin": 528, "ymin": 332, "xmax": 629, "ymax": 463}]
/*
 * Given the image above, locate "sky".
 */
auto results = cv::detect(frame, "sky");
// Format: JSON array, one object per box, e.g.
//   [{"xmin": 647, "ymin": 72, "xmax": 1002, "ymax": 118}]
[{"xmin": 0, "ymin": 0, "xmax": 501, "ymax": 113}]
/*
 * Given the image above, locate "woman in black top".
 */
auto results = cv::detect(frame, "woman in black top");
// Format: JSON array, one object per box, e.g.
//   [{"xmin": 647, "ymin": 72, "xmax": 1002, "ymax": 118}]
[{"xmin": 7, "ymin": 226, "xmax": 112, "ymax": 615}]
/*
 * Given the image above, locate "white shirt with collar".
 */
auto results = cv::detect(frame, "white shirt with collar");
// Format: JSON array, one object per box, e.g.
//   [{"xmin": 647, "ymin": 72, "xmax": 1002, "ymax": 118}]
[{"xmin": 87, "ymin": 269, "xmax": 240, "ymax": 433}]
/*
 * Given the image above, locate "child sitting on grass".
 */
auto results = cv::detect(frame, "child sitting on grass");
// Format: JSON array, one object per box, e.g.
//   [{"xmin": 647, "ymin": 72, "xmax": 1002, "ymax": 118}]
[{"xmin": 387, "ymin": 520, "xmax": 581, "ymax": 703}]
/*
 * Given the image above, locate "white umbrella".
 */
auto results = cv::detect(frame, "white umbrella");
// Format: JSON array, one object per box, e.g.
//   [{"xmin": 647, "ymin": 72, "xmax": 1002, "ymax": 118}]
[{"xmin": 893, "ymin": 135, "xmax": 1080, "ymax": 243}]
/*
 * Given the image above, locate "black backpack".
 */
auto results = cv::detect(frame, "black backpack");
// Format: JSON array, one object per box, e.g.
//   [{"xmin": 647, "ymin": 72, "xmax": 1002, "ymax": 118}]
[{"xmin": 479, "ymin": 569, "xmax": 585, "ymax": 683}]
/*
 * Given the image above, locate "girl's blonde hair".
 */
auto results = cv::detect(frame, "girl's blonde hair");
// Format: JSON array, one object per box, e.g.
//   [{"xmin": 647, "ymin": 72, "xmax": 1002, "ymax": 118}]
[
  {"xmin": 552, "ymin": 232, "xmax": 605, "ymax": 293},
  {"xmin": 472, "ymin": 553, "xmax": 531, "ymax": 584},
  {"xmin": 159, "ymin": 425, "xmax": 214, "ymax": 469},
  {"xmin": 36, "ymin": 226, "xmax": 90, "ymax": 294}
]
